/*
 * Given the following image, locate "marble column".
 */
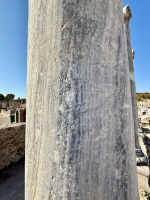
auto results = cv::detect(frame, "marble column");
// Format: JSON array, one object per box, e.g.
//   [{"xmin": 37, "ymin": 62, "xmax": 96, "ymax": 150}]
[
  {"xmin": 26, "ymin": 1, "xmax": 138, "ymax": 199},
  {"xmin": 123, "ymin": 5, "xmax": 147, "ymax": 164}
]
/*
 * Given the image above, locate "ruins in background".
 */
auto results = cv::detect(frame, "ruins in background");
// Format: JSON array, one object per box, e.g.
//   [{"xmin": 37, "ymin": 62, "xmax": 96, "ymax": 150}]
[{"xmin": 0, "ymin": 100, "xmax": 26, "ymax": 125}]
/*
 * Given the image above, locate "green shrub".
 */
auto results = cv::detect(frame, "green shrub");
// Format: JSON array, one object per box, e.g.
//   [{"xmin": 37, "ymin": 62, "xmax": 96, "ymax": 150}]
[{"xmin": 136, "ymin": 93, "xmax": 150, "ymax": 101}]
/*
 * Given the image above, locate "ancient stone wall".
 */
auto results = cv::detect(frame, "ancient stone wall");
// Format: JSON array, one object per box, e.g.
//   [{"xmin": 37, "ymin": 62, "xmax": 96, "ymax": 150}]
[
  {"xmin": 9, "ymin": 100, "xmax": 21, "ymax": 109},
  {"xmin": 15, "ymin": 108, "xmax": 26, "ymax": 123},
  {"xmin": 20, "ymin": 109, "xmax": 26, "ymax": 122},
  {"xmin": 0, "ymin": 123, "xmax": 25, "ymax": 170},
  {"xmin": 0, "ymin": 101, "xmax": 9, "ymax": 109},
  {"xmin": 0, "ymin": 109, "xmax": 11, "ymax": 117},
  {"xmin": 0, "ymin": 100, "xmax": 21, "ymax": 109},
  {"xmin": 0, "ymin": 109, "xmax": 16, "ymax": 117}
]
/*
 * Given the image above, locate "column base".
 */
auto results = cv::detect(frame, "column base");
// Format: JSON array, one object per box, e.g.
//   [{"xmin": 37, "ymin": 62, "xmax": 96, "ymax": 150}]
[{"xmin": 136, "ymin": 148, "xmax": 147, "ymax": 164}]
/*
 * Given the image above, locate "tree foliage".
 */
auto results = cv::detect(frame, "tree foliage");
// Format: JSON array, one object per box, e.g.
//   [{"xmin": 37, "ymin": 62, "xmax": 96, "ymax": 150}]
[
  {"xmin": 0, "ymin": 94, "xmax": 4, "ymax": 100},
  {"xmin": 136, "ymin": 93, "xmax": 150, "ymax": 101},
  {"xmin": 0, "ymin": 93, "xmax": 15, "ymax": 100},
  {"xmin": 4, "ymin": 93, "xmax": 15, "ymax": 100},
  {"xmin": 0, "ymin": 93, "xmax": 26, "ymax": 101}
]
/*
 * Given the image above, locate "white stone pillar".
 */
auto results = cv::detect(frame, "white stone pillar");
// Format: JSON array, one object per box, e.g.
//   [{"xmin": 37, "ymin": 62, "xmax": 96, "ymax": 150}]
[
  {"xmin": 26, "ymin": 1, "xmax": 138, "ymax": 199},
  {"xmin": 123, "ymin": 5, "xmax": 147, "ymax": 164}
]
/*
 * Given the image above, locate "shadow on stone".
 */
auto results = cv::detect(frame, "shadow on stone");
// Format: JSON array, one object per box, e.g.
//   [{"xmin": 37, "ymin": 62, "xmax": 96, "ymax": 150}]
[
  {"xmin": 148, "ymin": 175, "xmax": 150, "ymax": 187},
  {"xmin": 0, "ymin": 159, "xmax": 24, "ymax": 200},
  {"xmin": 0, "ymin": 172, "xmax": 13, "ymax": 184}
]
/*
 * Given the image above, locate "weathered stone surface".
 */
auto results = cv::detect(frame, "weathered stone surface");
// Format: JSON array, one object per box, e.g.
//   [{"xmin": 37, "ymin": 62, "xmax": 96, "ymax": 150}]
[
  {"xmin": 123, "ymin": 5, "xmax": 142, "ymax": 155},
  {"xmin": 26, "ymin": 1, "xmax": 138, "ymax": 199},
  {"xmin": 15, "ymin": 108, "xmax": 26, "ymax": 123},
  {"xmin": 0, "ymin": 123, "xmax": 25, "ymax": 170},
  {"xmin": 0, "ymin": 100, "xmax": 21, "ymax": 109},
  {"xmin": 132, "ymin": 49, "xmax": 135, "ymax": 59}
]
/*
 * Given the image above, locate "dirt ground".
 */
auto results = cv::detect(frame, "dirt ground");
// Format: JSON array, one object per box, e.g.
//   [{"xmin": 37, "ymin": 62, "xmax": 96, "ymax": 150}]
[{"xmin": 0, "ymin": 159, "xmax": 24, "ymax": 200}]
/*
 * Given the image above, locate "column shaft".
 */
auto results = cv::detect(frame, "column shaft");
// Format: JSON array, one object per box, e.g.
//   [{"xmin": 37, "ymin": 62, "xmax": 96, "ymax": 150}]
[{"xmin": 26, "ymin": 1, "xmax": 138, "ymax": 199}]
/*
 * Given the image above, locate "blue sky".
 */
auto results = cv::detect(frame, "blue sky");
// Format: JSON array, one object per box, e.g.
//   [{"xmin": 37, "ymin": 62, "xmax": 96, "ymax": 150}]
[
  {"xmin": 0, "ymin": 0, "xmax": 28, "ymax": 99},
  {"xmin": 0, "ymin": 0, "xmax": 149, "ymax": 99}
]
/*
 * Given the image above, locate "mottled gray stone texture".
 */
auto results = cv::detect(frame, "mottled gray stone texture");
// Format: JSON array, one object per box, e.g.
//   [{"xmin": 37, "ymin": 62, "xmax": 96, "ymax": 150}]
[{"xmin": 26, "ymin": 1, "xmax": 138, "ymax": 199}]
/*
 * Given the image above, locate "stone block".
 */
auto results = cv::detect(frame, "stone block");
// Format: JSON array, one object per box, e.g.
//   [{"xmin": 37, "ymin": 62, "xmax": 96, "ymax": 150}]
[{"xmin": 0, "ymin": 123, "xmax": 25, "ymax": 170}]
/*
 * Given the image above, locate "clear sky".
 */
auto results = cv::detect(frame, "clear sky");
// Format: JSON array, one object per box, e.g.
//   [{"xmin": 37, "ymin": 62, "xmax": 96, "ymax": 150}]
[
  {"xmin": 0, "ymin": 0, "xmax": 28, "ymax": 99},
  {"xmin": 0, "ymin": 1, "xmax": 149, "ymax": 99}
]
